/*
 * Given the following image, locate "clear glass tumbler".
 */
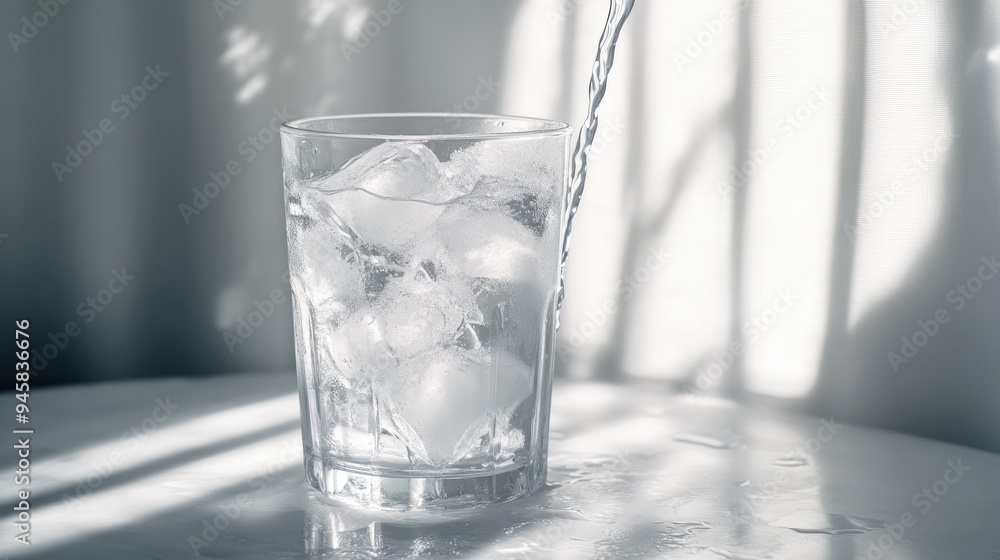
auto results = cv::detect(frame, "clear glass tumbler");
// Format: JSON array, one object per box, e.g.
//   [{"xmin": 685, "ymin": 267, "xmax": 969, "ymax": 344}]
[{"xmin": 280, "ymin": 114, "xmax": 571, "ymax": 510}]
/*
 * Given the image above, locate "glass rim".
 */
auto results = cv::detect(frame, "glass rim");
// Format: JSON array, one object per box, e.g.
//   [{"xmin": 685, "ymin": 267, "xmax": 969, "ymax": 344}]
[{"xmin": 280, "ymin": 112, "xmax": 572, "ymax": 141}]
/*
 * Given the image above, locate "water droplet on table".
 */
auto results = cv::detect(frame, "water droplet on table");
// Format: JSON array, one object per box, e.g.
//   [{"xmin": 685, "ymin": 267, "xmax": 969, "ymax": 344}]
[
  {"xmin": 772, "ymin": 455, "xmax": 809, "ymax": 467},
  {"xmin": 673, "ymin": 433, "xmax": 740, "ymax": 449},
  {"xmin": 705, "ymin": 546, "xmax": 772, "ymax": 559},
  {"xmin": 537, "ymin": 505, "xmax": 596, "ymax": 522},
  {"xmin": 652, "ymin": 520, "xmax": 712, "ymax": 535},
  {"xmin": 772, "ymin": 513, "xmax": 887, "ymax": 535}
]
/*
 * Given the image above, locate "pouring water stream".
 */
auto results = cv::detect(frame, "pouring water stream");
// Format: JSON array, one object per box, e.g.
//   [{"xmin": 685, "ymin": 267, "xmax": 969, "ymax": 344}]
[{"xmin": 556, "ymin": 0, "xmax": 636, "ymax": 327}]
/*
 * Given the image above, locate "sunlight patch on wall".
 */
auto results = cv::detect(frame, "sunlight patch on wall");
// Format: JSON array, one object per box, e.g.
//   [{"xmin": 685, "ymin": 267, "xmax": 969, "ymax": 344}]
[
  {"xmin": 305, "ymin": 0, "xmax": 340, "ymax": 29},
  {"xmin": 617, "ymin": 0, "xmax": 738, "ymax": 381},
  {"xmin": 498, "ymin": 0, "xmax": 575, "ymax": 120},
  {"xmin": 621, "ymin": 136, "xmax": 733, "ymax": 380},
  {"xmin": 846, "ymin": 2, "xmax": 952, "ymax": 330},
  {"xmin": 743, "ymin": 1, "xmax": 843, "ymax": 399},
  {"xmin": 220, "ymin": 26, "xmax": 272, "ymax": 105}
]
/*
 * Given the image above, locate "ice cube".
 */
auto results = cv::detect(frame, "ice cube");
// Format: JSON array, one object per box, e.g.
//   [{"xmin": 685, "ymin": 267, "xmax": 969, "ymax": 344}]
[
  {"xmin": 301, "ymin": 142, "xmax": 448, "ymax": 249},
  {"xmin": 454, "ymin": 176, "xmax": 557, "ymax": 237},
  {"xmin": 374, "ymin": 276, "xmax": 466, "ymax": 360},
  {"xmin": 453, "ymin": 319, "xmax": 484, "ymax": 350},
  {"xmin": 493, "ymin": 349, "xmax": 534, "ymax": 407},
  {"xmin": 441, "ymin": 140, "xmax": 561, "ymax": 200},
  {"xmin": 503, "ymin": 191, "xmax": 552, "ymax": 236},
  {"xmin": 379, "ymin": 347, "xmax": 534, "ymax": 467},
  {"xmin": 382, "ymin": 349, "xmax": 492, "ymax": 466},
  {"xmin": 433, "ymin": 206, "xmax": 545, "ymax": 282},
  {"xmin": 339, "ymin": 192, "xmax": 444, "ymax": 249},
  {"xmin": 295, "ymin": 223, "xmax": 366, "ymax": 305},
  {"xmin": 326, "ymin": 314, "xmax": 395, "ymax": 381},
  {"xmin": 311, "ymin": 142, "xmax": 443, "ymax": 199},
  {"xmin": 445, "ymin": 349, "xmax": 532, "ymax": 465},
  {"xmin": 448, "ymin": 409, "xmax": 525, "ymax": 465},
  {"xmin": 316, "ymin": 374, "xmax": 376, "ymax": 459}
]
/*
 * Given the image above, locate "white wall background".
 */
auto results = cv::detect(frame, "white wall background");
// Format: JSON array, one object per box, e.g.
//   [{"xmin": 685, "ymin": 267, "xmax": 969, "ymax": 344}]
[{"xmin": 3, "ymin": 0, "xmax": 1000, "ymax": 452}]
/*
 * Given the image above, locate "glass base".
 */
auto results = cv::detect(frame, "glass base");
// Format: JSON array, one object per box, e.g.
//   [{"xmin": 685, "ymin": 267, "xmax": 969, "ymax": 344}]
[{"xmin": 304, "ymin": 452, "xmax": 546, "ymax": 511}]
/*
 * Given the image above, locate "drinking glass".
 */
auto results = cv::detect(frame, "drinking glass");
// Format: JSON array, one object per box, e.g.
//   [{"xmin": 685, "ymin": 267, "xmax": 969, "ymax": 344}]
[{"xmin": 280, "ymin": 114, "xmax": 571, "ymax": 510}]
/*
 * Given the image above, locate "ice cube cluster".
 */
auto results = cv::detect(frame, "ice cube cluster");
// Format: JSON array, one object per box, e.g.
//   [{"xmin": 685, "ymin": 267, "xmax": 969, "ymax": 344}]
[{"xmin": 287, "ymin": 140, "xmax": 561, "ymax": 468}]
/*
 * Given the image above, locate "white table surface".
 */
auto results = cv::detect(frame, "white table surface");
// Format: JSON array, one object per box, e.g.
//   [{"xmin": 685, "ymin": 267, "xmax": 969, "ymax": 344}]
[{"xmin": 2, "ymin": 372, "xmax": 999, "ymax": 559}]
